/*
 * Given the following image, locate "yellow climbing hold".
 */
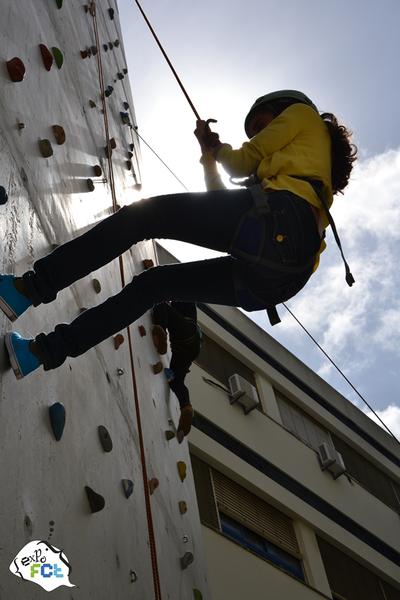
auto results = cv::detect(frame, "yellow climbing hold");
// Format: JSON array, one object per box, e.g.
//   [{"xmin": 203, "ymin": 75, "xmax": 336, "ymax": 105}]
[
  {"xmin": 178, "ymin": 501, "xmax": 187, "ymax": 514},
  {"xmin": 276, "ymin": 234, "xmax": 285, "ymax": 242},
  {"xmin": 177, "ymin": 461, "xmax": 187, "ymax": 482}
]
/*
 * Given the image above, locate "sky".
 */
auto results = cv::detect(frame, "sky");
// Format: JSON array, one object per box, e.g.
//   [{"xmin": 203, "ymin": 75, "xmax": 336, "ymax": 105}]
[{"xmin": 117, "ymin": 0, "xmax": 400, "ymax": 440}]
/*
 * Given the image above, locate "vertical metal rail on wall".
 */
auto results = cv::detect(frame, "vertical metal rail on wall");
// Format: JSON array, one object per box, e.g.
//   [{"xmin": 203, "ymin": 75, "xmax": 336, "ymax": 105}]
[{"xmin": 90, "ymin": 3, "xmax": 163, "ymax": 598}]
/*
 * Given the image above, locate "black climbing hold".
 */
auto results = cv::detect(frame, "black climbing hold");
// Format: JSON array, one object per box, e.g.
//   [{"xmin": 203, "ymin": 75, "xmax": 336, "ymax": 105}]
[
  {"xmin": 103, "ymin": 44, "xmax": 108, "ymax": 52},
  {"xmin": 51, "ymin": 47, "xmax": 63, "ymax": 69},
  {"xmin": 123, "ymin": 101, "xmax": 129, "ymax": 110},
  {"xmin": 106, "ymin": 372, "xmax": 111, "ymax": 384},
  {"xmin": 104, "ymin": 85, "xmax": 114, "ymax": 98},
  {"xmin": 117, "ymin": 368, "xmax": 124, "ymax": 376},
  {"xmin": 122, "ymin": 479, "xmax": 134, "ymax": 498},
  {"xmin": 52, "ymin": 124, "xmax": 66, "ymax": 145},
  {"xmin": 110, "ymin": 137, "xmax": 117, "ymax": 149},
  {"xmin": 120, "ymin": 112, "xmax": 130, "ymax": 125},
  {"xmin": 17, "ymin": 122, "xmax": 25, "ymax": 130},
  {"xmin": 125, "ymin": 160, "xmax": 132, "ymax": 170},
  {"xmin": 87, "ymin": 178, "xmax": 95, "ymax": 191},
  {"xmin": 49, "ymin": 402, "xmax": 66, "ymax": 441},
  {"xmin": 129, "ymin": 143, "xmax": 134, "ymax": 151},
  {"xmin": 80, "ymin": 49, "xmax": 89, "ymax": 59},
  {"xmin": 98, "ymin": 425, "xmax": 113, "ymax": 452},
  {"xmin": 114, "ymin": 39, "xmax": 120, "ymax": 47},
  {"xmin": 92, "ymin": 165, "xmax": 102, "ymax": 177},
  {"xmin": 55, "ymin": 0, "xmax": 63, "ymax": 8},
  {"xmin": 39, "ymin": 139, "xmax": 53, "ymax": 158},
  {"xmin": 91, "ymin": 45, "xmax": 98, "ymax": 55},
  {"xmin": 123, "ymin": 67, "xmax": 128, "ymax": 74},
  {"xmin": 117, "ymin": 72, "xmax": 124, "ymax": 80},
  {"xmin": 6, "ymin": 57, "xmax": 26, "ymax": 82},
  {"xmin": 0, "ymin": 186, "xmax": 9, "ymax": 205},
  {"xmin": 39, "ymin": 44, "xmax": 53, "ymax": 71},
  {"xmin": 180, "ymin": 552, "xmax": 194, "ymax": 570},
  {"xmin": 127, "ymin": 151, "xmax": 133, "ymax": 159},
  {"xmin": 108, "ymin": 42, "xmax": 113, "ymax": 50},
  {"xmin": 85, "ymin": 486, "xmax": 105, "ymax": 513},
  {"xmin": 108, "ymin": 8, "xmax": 115, "ymax": 19}
]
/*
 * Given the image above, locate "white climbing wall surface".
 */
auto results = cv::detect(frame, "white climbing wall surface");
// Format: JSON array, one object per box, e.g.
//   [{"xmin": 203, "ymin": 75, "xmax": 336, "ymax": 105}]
[{"xmin": 0, "ymin": 1, "xmax": 210, "ymax": 599}]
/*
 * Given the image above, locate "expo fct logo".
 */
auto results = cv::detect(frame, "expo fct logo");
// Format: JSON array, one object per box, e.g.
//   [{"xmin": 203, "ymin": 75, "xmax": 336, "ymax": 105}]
[{"xmin": 9, "ymin": 540, "xmax": 76, "ymax": 592}]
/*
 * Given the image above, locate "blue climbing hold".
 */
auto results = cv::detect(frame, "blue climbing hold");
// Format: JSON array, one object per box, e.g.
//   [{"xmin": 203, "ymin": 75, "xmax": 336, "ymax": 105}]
[
  {"xmin": 49, "ymin": 402, "xmax": 66, "ymax": 441},
  {"xmin": 0, "ymin": 186, "xmax": 8, "ymax": 205},
  {"xmin": 121, "ymin": 479, "xmax": 134, "ymax": 499}
]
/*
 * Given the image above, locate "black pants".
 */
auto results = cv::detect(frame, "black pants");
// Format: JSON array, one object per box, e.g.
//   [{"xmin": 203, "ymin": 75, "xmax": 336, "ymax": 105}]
[
  {"xmin": 152, "ymin": 302, "xmax": 201, "ymax": 409},
  {"xmin": 22, "ymin": 189, "xmax": 320, "ymax": 370}
]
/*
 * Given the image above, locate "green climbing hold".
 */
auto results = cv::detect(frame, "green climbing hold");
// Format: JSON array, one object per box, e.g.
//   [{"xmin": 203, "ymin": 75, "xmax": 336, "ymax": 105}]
[
  {"xmin": 39, "ymin": 44, "xmax": 53, "ymax": 71},
  {"xmin": 165, "ymin": 430, "xmax": 175, "ymax": 441},
  {"xmin": 85, "ymin": 486, "xmax": 105, "ymax": 513},
  {"xmin": 49, "ymin": 402, "xmax": 66, "ymax": 441},
  {"xmin": 92, "ymin": 278, "xmax": 101, "ymax": 293},
  {"xmin": 6, "ymin": 57, "xmax": 26, "ymax": 82},
  {"xmin": 98, "ymin": 425, "xmax": 113, "ymax": 452},
  {"xmin": 39, "ymin": 139, "xmax": 53, "ymax": 158},
  {"xmin": 179, "ymin": 501, "xmax": 187, "ymax": 514},
  {"xmin": 121, "ymin": 479, "xmax": 134, "ymax": 499},
  {"xmin": 51, "ymin": 47, "xmax": 64, "ymax": 69},
  {"xmin": 89, "ymin": 99, "xmax": 96, "ymax": 108},
  {"xmin": 55, "ymin": 0, "xmax": 63, "ymax": 8},
  {"xmin": 193, "ymin": 590, "xmax": 203, "ymax": 600}
]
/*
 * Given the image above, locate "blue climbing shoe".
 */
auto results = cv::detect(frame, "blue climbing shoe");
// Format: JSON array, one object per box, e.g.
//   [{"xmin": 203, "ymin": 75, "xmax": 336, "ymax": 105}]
[
  {"xmin": 0, "ymin": 275, "xmax": 33, "ymax": 322},
  {"xmin": 4, "ymin": 332, "xmax": 41, "ymax": 380}
]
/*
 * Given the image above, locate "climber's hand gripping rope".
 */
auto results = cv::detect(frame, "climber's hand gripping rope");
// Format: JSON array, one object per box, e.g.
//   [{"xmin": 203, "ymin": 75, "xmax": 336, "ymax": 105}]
[{"xmin": 194, "ymin": 119, "xmax": 221, "ymax": 153}]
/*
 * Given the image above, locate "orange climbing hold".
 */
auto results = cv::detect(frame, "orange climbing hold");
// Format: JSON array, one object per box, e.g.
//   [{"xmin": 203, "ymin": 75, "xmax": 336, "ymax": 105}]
[
  {"xmin": 179, "ymin": 501, "xmax": 188, "ymax": 514},
  {"xmin": 6, "ymin": 57, "xmax": 26, "ymax": 82},
  {"xmin": 39, "ymin": 139, "xmax": 53, "ymax": 158},
  {"xmin": 113, "ymin": 334, "xmax": 125, "ymax": 350},
  {"xmin": 39, "ymin": 44, "xmax": 53, "ymax": 71},
  {"xmin": 52, "ymin": 125, "xmax": 65, "ymax": 145},
  {"xmin": 177, "ymin": 461, "xmax": 187, "ymax": 482},
  {"xmin": 148, "ymin": 478, "xmax": 159, "ymax": 495}
]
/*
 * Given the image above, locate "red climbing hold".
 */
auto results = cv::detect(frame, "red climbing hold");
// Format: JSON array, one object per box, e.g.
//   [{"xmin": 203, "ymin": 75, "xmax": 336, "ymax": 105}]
[
  {"xmin": 113, "ymin": 334, "xmax": 125, "ymax": 350},
  {"xmin": 39, "ymin": 44, "xmax": 53, "ymax": 71},
  {"xmin": 6, "ymin": 57, "xmax": 26, "ymax": 82},
  {"xmin": 143, "ymin": 259, "xmax": 154, "ymax": 270},
  {"xmin": 39, "ymin": 139, "xmax": 53, "ymax": 158},
  {"xmin": 138, "ymin": 325, "xmax": 146, "ymax": 337},
  {"xmin": 148, "ymin": 478, "xmax": 159, "ymax": 495},
  {"xmin": 92, "ymin": 165, "xmax": 102, "ymax": 177},
  {"xmin": 52, "ymin": 125, "xmax": 65, "ymax": 145}
]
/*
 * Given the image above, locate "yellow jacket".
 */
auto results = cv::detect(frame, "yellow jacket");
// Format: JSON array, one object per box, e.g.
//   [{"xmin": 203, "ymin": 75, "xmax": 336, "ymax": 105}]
[{"xmin": 201, "ymin": 103, "xmax": 332, "ymax": 269}]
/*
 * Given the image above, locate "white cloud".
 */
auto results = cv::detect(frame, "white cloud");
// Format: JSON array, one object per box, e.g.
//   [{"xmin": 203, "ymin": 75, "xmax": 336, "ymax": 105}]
[{"xmin": 363, "ymin": 405, "xmax": 400, "ymax": 440}]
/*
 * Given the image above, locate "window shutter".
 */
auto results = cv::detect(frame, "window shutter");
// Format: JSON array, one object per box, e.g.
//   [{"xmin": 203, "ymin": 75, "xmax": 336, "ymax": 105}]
[
  {"xmin": 190, "ymin": 454, "xmax": 219, "ymax": 529},
  {"xmin": 277, "ymin": 393, "xmax": 333, "ymax": 451},
  {"xmin": 212, "ymin": 468, "xmax": 300, "ymax": 558}
]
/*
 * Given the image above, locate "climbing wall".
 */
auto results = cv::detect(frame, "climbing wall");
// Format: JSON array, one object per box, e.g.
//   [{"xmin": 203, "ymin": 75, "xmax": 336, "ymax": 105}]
[{"xmin": 0, "ymin": 2, "xmax": 210, "ymax": 599}]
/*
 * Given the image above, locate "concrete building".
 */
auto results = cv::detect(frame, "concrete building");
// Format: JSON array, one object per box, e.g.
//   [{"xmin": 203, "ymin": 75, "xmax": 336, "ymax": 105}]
[{"xmin": 157, "ymin": 243, "xmax": 400, "ymax": 600}]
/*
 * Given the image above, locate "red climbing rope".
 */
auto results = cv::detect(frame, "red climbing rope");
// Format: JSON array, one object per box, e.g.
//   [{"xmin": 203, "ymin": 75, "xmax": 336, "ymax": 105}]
[
  {"xmin": 134, "ymin": 0, "xmax": 201, "ymax": 120},
  {"xmin": 90, "ymin": 4, "xmax": 163, "ymax": 599}
]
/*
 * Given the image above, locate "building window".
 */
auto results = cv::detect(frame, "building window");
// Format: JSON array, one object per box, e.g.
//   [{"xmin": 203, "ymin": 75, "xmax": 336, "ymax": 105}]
[
  {"xmin": 330, "ymin": 433, "xmax": 400, "ymax": 513},
  {"xmin": 277, "ymin": 392, "xmax": 400, "ymax": 514},
  {"xmin": 194, "ymin": 332, "xmax": 257, "ymax": 390},
  {"xmin": 190, "ymin": 453, "xmax": 304, "ymax": 582},
  {"xmin": 276, "ymin": 391, "xmax": 334, "ymax": 452},
  {"xmin": 317, "ymin": 536, "xmax": 400, "ymax": 600}
]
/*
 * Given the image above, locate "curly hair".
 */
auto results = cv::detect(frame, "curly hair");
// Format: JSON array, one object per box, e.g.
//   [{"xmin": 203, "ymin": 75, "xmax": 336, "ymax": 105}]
[{"xmin": 257, "ymin": 99, "xmax": 358, "ymax": 195}]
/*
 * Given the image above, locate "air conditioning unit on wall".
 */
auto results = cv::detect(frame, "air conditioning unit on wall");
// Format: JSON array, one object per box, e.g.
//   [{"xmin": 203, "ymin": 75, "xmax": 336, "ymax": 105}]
[
  {"xmin": 317, "ymin": 442, "xmax": 346, "ymax": 479},
  {"xmin": 228, "ymin": 374, "xmax": 260, "ymax": 414}
]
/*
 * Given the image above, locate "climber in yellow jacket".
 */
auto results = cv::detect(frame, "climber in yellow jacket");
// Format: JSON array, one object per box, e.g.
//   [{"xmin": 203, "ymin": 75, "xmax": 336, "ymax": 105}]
[{"xmin": 1, "ymin": 90, "xmax": 357, "ymax": 387}]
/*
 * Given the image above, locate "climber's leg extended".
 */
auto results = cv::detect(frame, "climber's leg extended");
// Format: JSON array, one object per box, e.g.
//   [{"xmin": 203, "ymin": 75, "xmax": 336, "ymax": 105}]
[
  {"xmin": 20, "ymin": 189, "xmax": 253, "ymax": 307},
  {"xmin": 32, "ymin": 255, "xmax": 245, "ymax": 371}
]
